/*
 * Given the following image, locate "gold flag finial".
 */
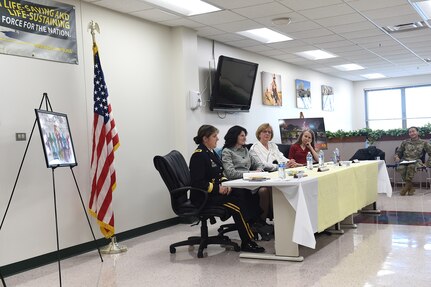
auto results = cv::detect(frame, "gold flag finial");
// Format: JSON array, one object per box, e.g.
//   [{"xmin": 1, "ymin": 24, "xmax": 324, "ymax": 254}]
[{"xmin": 88, "ymin": 21, "xmax": 100, "ymax": 44}]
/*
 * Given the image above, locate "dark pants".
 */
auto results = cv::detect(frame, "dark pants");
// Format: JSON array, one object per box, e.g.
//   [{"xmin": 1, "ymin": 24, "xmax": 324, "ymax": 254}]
[
  {"xmin": 206, "ymin": 194, "xmax": 255, "ymax": 242},
  {"xmin": 230, "ymin": 188, "xmax": 262, "ymax": 223}
]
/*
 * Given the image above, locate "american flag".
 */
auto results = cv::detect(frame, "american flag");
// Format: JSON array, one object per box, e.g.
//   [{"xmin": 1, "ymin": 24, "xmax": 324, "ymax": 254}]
[{"xmin": 89, "ymin": 43, "xmax": 120, "ymax": 238}]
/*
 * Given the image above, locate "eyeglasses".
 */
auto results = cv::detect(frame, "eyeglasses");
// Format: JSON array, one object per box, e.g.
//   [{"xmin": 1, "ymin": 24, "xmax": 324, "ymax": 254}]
[{"xmin": 262, "ymin": 130, "xmax": 272, "ymax": 134}]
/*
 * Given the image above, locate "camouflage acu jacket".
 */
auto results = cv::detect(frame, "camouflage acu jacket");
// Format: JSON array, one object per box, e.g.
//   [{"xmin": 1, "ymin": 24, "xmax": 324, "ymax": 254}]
[{"xmin": 396, "ymin": 139, "xmax": 431, "ymax": 167}]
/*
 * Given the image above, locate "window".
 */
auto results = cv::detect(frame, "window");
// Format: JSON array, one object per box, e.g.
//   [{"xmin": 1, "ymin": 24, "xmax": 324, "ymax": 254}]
[{"xmin": 365, "ymin": 84, "xmax": 431, "ymax": 129}]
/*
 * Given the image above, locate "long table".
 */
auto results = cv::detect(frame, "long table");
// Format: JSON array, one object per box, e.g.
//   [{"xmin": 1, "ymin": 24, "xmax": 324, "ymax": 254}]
[{"xmin": 223, "ymin": 160, "xmax": 392, "ymax": 261}]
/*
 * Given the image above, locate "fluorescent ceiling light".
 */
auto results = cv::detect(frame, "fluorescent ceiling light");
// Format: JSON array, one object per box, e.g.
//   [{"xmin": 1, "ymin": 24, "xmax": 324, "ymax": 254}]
[
  {"xmin": 144, "ymin": 0, "xmax": 220, "ymax": 16},
  {"xmin": 295, "ymin": 50, "xmax": 337, "ymax": 60},
  {"xmin": 333, "ymin": 64, "xmax": 365, "ymax": 71},
  {"xmin": 409, "ymin": 0, "xmax": 431, "ymax": 22},
  {"xmin": 361, "ymin": 73, "xmax": 386, "ymax": 79},
  {"xmin": 237, "ymin": 28, "xmax": 292, "ymax": 43}
]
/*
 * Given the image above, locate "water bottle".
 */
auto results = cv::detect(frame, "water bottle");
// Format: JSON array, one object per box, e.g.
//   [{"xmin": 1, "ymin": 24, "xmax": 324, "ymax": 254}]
[
  {"xmin": 306, "ymin": 152, "xmax": 313, "ymax": 170},
  {"xmin": 278, "ymin": 163, "xmax": 286, "ymax": 179},
  {"xmin": 318, "ymin": 150, "xmax": 324, "ymax": 167},
  {"xmin": 334, "ymin": 148, "xmax": 340, "ymax": 163}
]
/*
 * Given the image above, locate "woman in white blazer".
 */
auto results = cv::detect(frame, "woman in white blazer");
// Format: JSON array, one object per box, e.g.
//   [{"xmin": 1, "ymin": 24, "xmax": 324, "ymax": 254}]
[{"xmin": 249, "ymin": 123, "xmax": 297, "ymax": 172}]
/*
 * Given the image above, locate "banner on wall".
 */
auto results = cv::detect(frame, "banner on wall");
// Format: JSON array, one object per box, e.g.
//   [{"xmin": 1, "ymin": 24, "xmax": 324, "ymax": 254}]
[{"xmin": 0, "ymin": 0, "xmax": 78, "ymax": 64}]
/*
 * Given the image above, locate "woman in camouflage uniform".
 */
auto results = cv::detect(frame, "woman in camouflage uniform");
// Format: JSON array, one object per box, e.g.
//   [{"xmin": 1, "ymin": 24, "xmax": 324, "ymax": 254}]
[{"xmin": 395, "ymin": 127, "xmax": 431, "ymax": 196}]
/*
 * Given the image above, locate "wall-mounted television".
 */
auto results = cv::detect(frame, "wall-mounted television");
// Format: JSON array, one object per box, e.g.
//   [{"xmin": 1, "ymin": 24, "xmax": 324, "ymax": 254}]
[{"xmin": 210, "ymin": 55, "xmax": 259, "ymax": 112}]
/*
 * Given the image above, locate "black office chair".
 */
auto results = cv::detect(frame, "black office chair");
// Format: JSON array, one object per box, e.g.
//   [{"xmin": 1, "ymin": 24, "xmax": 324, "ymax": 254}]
[
  {"xmin": 349, "ymin": 146, "xmax": 385, "ymax": 161},
  {"xmin": 153, "ymin": 150, "xmax": 240, "ymax": 258},
  {"xmin": 276, "ymin": 143, "xmax": 291, "ymax": 159}
]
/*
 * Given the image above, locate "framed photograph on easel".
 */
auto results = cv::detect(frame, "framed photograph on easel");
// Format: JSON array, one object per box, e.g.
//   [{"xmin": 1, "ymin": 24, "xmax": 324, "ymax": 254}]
[{"xmin": 35, "ymin": 109, "xmax": 77, "ymax": 168}]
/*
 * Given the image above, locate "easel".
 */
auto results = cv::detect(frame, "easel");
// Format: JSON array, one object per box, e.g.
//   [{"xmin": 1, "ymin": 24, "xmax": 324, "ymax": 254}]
[{"xmin": 0, "ymin": 93, "xmax": 103, "ymax": 287}]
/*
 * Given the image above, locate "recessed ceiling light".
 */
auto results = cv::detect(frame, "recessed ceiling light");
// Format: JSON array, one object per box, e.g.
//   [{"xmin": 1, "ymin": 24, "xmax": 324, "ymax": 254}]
[
  {"xmin": 237, "ymin": 28, "xmax": 292, "ymax": 43},
  {"xmin": 295, "ymin": 50, "xmax": 337, "ymax": 60},
  {"xmin": 144, "ymin": 0, "xmax": 220, "ymax": 16},
  {"xmin": 333, "ymin": 64, "xmax": 365, "ymax": 71},
  {"xmin": 361, "ymin": 73, "xmax": 386, "ymax": 79}
]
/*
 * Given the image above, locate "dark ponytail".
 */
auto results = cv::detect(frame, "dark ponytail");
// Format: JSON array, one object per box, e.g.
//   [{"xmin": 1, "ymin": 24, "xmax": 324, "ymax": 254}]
[{"xmin": 194, "ymin": 125, "xmax": 218, "ymax": 144}]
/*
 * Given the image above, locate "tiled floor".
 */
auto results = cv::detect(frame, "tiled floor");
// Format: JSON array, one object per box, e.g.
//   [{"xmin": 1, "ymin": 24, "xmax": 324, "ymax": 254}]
[{"xmin": 4, "ymin": 186, "xmax": 431, "ymax": 287}]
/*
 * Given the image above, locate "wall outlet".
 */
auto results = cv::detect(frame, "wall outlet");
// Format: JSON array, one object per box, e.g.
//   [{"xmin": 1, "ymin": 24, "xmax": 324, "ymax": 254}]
[
  {"xmin": 16, "ymin": 133, "xmax": 26, "ymax": 141},
  {"xmin": 189, "ymin": 91, "xmax": 201, "ymax": 110}
]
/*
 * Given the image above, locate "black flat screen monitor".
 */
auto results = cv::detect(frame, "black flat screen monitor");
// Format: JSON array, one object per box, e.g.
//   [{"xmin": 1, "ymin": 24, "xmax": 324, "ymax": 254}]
[
  {"xmin": 35, "ymin": 109, "xmax": 77, "ymax": 168},
  {"xmin": 210, "ymin": 55, "xmax": 259, "ymax": 112}
]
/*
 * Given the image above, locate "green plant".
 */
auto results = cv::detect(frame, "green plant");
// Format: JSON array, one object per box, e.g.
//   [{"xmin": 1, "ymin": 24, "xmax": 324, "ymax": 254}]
[{"xmin": 326, "ymin": 123, "xmax": 431, "ymax": 144}]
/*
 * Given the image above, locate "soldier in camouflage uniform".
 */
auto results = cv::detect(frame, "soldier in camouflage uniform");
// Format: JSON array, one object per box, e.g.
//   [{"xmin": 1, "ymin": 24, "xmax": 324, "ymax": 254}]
[{"xmin": 395, "ymin": 127, "xmax": 431, "ymax": 196}]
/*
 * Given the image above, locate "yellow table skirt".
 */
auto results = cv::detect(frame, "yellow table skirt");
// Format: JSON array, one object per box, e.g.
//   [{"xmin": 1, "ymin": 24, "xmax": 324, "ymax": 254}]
[{"xmin": 314, "ymin": 162, "xmax": 378, "ymax": 232}]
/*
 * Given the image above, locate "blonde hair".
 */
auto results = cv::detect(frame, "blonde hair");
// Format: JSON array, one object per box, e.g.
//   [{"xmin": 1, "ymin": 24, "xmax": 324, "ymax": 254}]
[{"xmin": 255, "ymin": 123, "xmax": 273, "ymax": 141}]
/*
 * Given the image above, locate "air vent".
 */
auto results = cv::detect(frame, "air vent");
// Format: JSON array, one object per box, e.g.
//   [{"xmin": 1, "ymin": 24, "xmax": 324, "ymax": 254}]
[{"xmin": 382, "ymin": 21, "xmax": 429, "ymax": 33}]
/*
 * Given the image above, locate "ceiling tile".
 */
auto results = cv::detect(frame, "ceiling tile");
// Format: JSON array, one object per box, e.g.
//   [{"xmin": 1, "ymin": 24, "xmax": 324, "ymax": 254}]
[
  {"xmin": 207, "ymin": 0, "xmax": 273, "ymax": 10},
  {"xmin": 210, "ymin": 33, "xmax": 245, "ymax": 42},
  {"xmin": 328, "ymin": 21, "xmax": 376, "ymax": 34},
  {"xmin": 233, "ymin": 2, "xmax": 292, "ymax": 18},
  {"xmin": 302, "ymin": 34, "xmax": 345, "ymax": 45},
  {"xmin": 298, "ymin": 3, "xmax": 357, "ymax": 20},
  {"xmin": 362, "ymin": 4, "xmax": 416, "ymax": 20},
  {"xmin": 288, "ymin": 28, "xmax": 334, "ymax": 39},
  {"xmin": 225, "ymin": 38, "xmax": 262, "ymax": 48},
  {"xmin": 243, "ymin": 45, "xmax": 276, "ymax": 53},
  {"xmin": 195, "ymin": 26, "xmax": 225, "ymax": 37},
  {"xmin": 254, "ymin": 12, "xmax": 308, "ymax": 27},
  {"xmin": 189, "ymin": 10, "xmax": 246, "ymax": 25},
  {"xmin": 213, "ymin": 19, "xmax": 261, "ymax": 33},
  {"xmin": 315, "ymin": 13, "xmax": 366, "ymax": 26},
  {"xmin": 278, "ymin": 0, "xmax": 343, "ymax": 11},
  {"xmin": 339, "ymin": 28, "xmax": 384, "ymax": 40},
  {"xmin": 347, "ymin": 0, "xmax": 408, "ymax": 11},
  {"xmin": 372, "ymin": 13, "xmax": 421, "ymax": 27},
  {"xmin": 92, "ymin": 0, "xmax": 153, "ymax": 13},
  {"xmin": 268, "ymin": 39, "xmax": 309, "ymax": 49},
  {"xmin": 130, "ymin": 9, "xmax": 180, "ymax": 22},
  {"xmin": 159, "ymin": 18, "xmax": 205, "ymax": 28}
]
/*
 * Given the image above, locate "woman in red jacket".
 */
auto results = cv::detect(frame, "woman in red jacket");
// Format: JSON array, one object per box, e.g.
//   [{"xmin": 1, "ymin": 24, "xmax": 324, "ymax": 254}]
[{"xmin": 288, "ymin": 129, "xmax": 319, "ymax": 165}]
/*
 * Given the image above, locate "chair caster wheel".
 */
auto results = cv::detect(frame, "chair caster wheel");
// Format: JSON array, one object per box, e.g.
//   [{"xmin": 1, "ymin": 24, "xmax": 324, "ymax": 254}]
[
  {"xmin": 197, "ymin": 250, "xmax": 204, "ymax": 258},
  {"xmin": 170, "ymin": 247, "xmax": 176, "ymax": 254},
  {"xmin": 234, "ymin": 245, "xmax": 240, "ymax": 252}
]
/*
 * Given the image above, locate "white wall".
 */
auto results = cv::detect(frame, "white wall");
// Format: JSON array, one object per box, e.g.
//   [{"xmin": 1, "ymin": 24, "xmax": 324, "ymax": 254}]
[
  {"xmin": 189, "ymin": 37, "xmax": 354, "ymax": 156},
  {"xmin": 352, "ymin": 74, "xmax": 431, "ymax": 129},
  {"xmin": 0, "ymin": 1, "xmax": 181, "ymax": 265}
]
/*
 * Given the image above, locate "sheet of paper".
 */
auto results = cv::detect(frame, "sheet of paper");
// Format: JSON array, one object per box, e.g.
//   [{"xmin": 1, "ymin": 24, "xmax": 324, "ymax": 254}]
[{"xmin": 399, "ymin": 160, "xmax": 417, "ymax": 165}]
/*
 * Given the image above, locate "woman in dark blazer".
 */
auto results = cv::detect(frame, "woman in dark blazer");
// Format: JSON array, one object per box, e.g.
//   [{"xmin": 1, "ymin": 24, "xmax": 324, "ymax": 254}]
[{"xmin": 189, "ymin": 125, "xmax": 264, "ymax": 253}]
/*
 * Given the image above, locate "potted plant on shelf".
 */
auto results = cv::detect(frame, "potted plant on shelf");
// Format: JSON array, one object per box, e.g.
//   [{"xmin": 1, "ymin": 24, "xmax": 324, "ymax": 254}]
[{"xmin": 326, "ymin": 124, "xmax": 431, "ymax": 144}]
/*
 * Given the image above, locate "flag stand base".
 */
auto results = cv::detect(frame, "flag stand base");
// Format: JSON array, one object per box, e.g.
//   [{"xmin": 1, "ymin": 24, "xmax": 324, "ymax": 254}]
[{"xmin": 100, "ymin": 236, "xmax": 128, "ymax": 254}]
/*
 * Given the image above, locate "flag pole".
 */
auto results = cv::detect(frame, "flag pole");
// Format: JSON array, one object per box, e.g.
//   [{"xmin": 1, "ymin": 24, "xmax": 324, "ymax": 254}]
[{"xmin": 88, "ymin": 20, "xmax": 127, "ymax": 254}]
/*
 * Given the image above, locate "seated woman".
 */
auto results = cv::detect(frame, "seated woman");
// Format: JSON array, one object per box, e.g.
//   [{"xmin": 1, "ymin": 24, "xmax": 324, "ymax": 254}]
[
  {"xmin": 288, "ymin": 129, "xmax": 319, "ymax": 165},
  {"xmin": 189, "ymin": 125, "xmax": 264, "ymax": 253},
  {"xmin": 394, "ymin": 126, "xmax": 431, "ymax": 196},
  {"xmin": 221, "ymin": 125, "xmax": 273, "ymax": 239},
  {"xmin": 249, "ymin": 123, "xmax": 297, "ymax": 171}
]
